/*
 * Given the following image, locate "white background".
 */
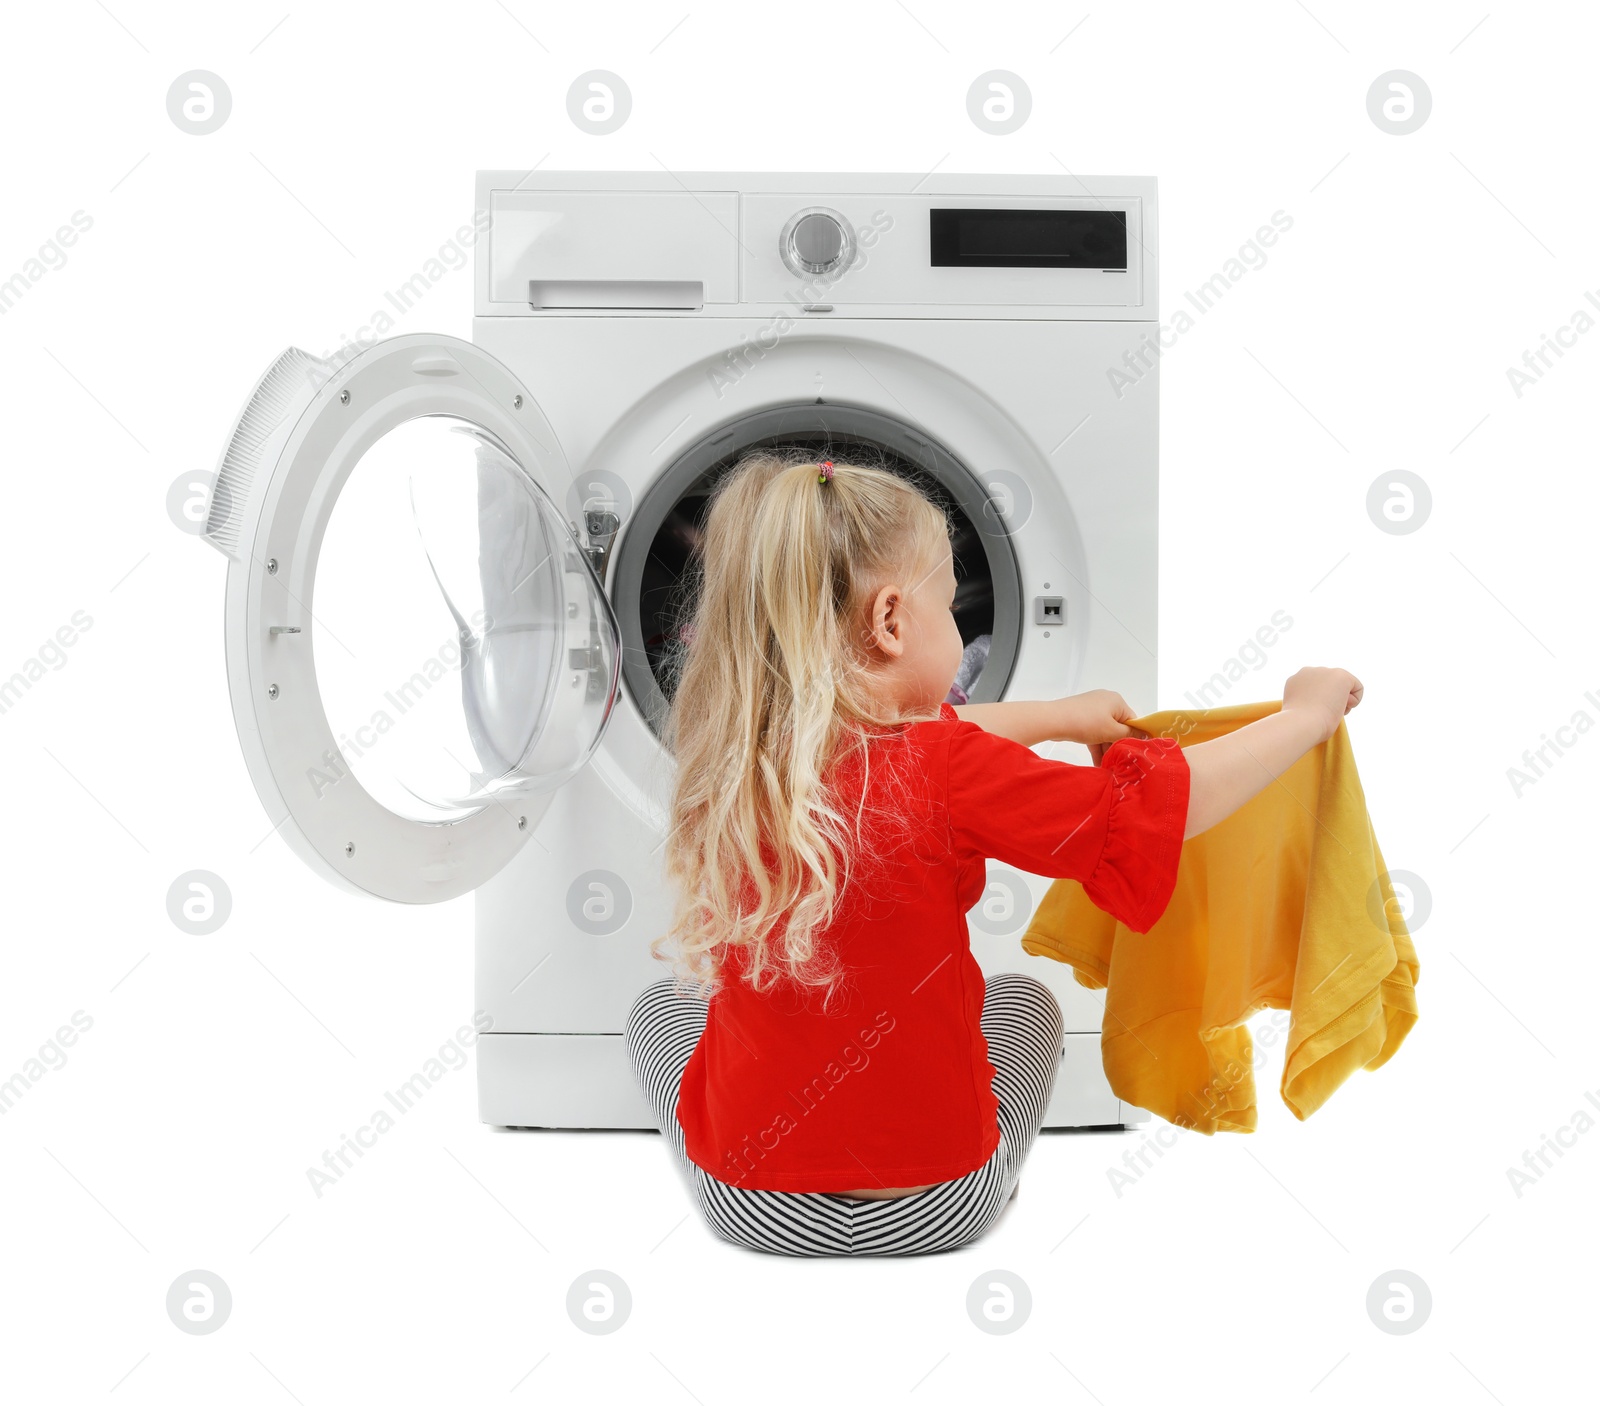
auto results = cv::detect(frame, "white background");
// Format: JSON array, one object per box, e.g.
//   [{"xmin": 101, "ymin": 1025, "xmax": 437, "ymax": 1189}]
[{"xmin": 2, "ymin": 1, "xmax": 1595, "ymax": 1401}]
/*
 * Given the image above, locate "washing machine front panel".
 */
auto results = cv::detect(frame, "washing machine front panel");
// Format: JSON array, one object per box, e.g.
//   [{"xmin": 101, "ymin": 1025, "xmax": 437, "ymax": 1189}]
[
  {"xmin": 204, "ymin": 333, "xmax": 621, "ymax": 903},
  {"xmin": 466, "ymin": 174, "xmax": 1160, "ymax": 1128}
]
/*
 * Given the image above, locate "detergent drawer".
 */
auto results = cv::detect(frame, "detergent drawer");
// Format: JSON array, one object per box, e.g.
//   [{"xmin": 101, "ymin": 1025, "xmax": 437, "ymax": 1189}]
[{"xmin": 485, "ymin": 189, "xmax": 740, "ymax": 308}]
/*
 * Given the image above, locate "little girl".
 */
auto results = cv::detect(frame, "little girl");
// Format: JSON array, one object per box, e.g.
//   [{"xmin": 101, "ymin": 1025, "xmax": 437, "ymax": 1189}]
[{"xmin": 625, "ymin": 455, "xmax": 1361, "ymax": 1257}]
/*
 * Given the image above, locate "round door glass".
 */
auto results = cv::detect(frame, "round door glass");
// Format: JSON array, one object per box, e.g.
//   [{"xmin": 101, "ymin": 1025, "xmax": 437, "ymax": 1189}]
[{"xmin": 313, "ymin": 415, "xmax": 620, "ymax": 822}]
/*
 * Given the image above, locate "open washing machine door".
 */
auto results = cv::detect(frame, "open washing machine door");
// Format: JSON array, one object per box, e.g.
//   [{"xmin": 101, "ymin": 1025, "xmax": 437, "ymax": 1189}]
[{"xmin": 202, "ymin": 333, "xmax": 621, "ymax": 903}]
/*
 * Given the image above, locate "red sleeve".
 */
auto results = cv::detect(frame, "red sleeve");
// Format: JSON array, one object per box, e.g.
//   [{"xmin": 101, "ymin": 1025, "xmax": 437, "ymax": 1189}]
[{"xmin": 943, "ymin": 713, "xmax": 1190, "ymax": 934}]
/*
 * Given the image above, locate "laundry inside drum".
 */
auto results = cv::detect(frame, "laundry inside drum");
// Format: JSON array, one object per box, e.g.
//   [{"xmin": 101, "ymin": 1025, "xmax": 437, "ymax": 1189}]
[{"xmin": 633, "ymin": 435, "xmax": 1001, "ymax": 720}]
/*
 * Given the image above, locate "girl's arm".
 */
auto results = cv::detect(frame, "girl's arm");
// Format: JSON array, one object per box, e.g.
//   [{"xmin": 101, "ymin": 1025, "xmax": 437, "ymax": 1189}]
[
  {"xmin": 954, "ymin": 668, "xmax": 1364, "ymax": 840},
  {"xmin": 951, "ymin": 690, "xmax": 1142, "ymax": 748},
  {"xmin": 1182, "ymin": 668, "xmax": 1362, "ymax": 839}
]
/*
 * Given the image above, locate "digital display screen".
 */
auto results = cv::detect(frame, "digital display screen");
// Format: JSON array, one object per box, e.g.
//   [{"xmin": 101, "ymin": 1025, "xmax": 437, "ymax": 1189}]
[{"xmin": 929, "ymin": 208, "xmax": 1128, "ymax": 269}]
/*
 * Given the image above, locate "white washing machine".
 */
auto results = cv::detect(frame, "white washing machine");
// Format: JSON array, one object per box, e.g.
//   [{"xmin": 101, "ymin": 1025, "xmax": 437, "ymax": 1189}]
[{"xmin": 204, "ymin": 172, "xmax": 1160, "ymax": 1135}]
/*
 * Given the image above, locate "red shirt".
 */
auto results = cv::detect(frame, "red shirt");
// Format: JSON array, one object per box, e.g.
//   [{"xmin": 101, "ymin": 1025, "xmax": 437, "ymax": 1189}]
[{"xmin": 674, "ymin": 703, "xmax": 1190, "ymax": 1193}]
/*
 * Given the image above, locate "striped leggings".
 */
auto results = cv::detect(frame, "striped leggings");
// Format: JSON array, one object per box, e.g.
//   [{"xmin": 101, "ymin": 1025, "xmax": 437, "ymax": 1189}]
[{"xmin": 624, "ymin": 972, "xmax": 1065, "ymax": 1257}]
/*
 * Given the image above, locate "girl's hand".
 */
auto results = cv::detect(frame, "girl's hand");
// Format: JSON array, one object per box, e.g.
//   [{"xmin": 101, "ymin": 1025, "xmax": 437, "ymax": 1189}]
[
  {"xmin": 1281, "ymin": 667, "xmax": 1363, "ymax": 744},
  {"xmin": 1183, "ymin": 671, "xmax": 1362, "ymax": 839},
  {"xmin": 1057, "ymin": 690, "xmax": 1147, "ymax": 763}
]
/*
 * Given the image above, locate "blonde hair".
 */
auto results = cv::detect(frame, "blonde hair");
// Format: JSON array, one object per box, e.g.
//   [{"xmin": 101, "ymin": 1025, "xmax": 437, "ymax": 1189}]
[{"xmin": 654, "ymin": 452, "xmax": 953, "ymax": 1005}]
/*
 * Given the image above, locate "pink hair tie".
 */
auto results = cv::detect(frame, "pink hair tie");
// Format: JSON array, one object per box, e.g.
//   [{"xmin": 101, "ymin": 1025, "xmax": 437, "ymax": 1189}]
[{"xmin": 816, "ymin": 460, "xmax": 835, "ymax": 484}]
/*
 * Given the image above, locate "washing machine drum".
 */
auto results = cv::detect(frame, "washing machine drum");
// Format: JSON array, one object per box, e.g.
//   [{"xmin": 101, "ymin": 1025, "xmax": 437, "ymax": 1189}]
[
  {"xmin": 203, "ymin": 334, "xmax": 621, "ymax": 903},
  {"xmin": 611, "ymin": 405, "xmax": 1023, "ymax": 733}
]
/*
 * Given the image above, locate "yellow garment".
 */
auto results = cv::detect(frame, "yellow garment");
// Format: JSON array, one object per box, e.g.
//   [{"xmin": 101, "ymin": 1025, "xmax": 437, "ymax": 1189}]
[{"xmin": 1021, "ymin": 701, "xmax": 1419, "ymax": 1133}]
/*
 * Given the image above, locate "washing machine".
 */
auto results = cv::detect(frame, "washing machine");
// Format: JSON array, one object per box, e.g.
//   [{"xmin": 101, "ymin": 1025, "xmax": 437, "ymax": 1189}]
[{"xmin": 203, "ymin": 171, "xmax": 1160, "ymax": 1135}]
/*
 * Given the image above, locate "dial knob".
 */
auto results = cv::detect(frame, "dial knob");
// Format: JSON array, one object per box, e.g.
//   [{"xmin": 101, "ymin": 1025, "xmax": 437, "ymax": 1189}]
[{"xmin": 779, "ymin": 207, "xmax": 857, "ymax": 280}]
